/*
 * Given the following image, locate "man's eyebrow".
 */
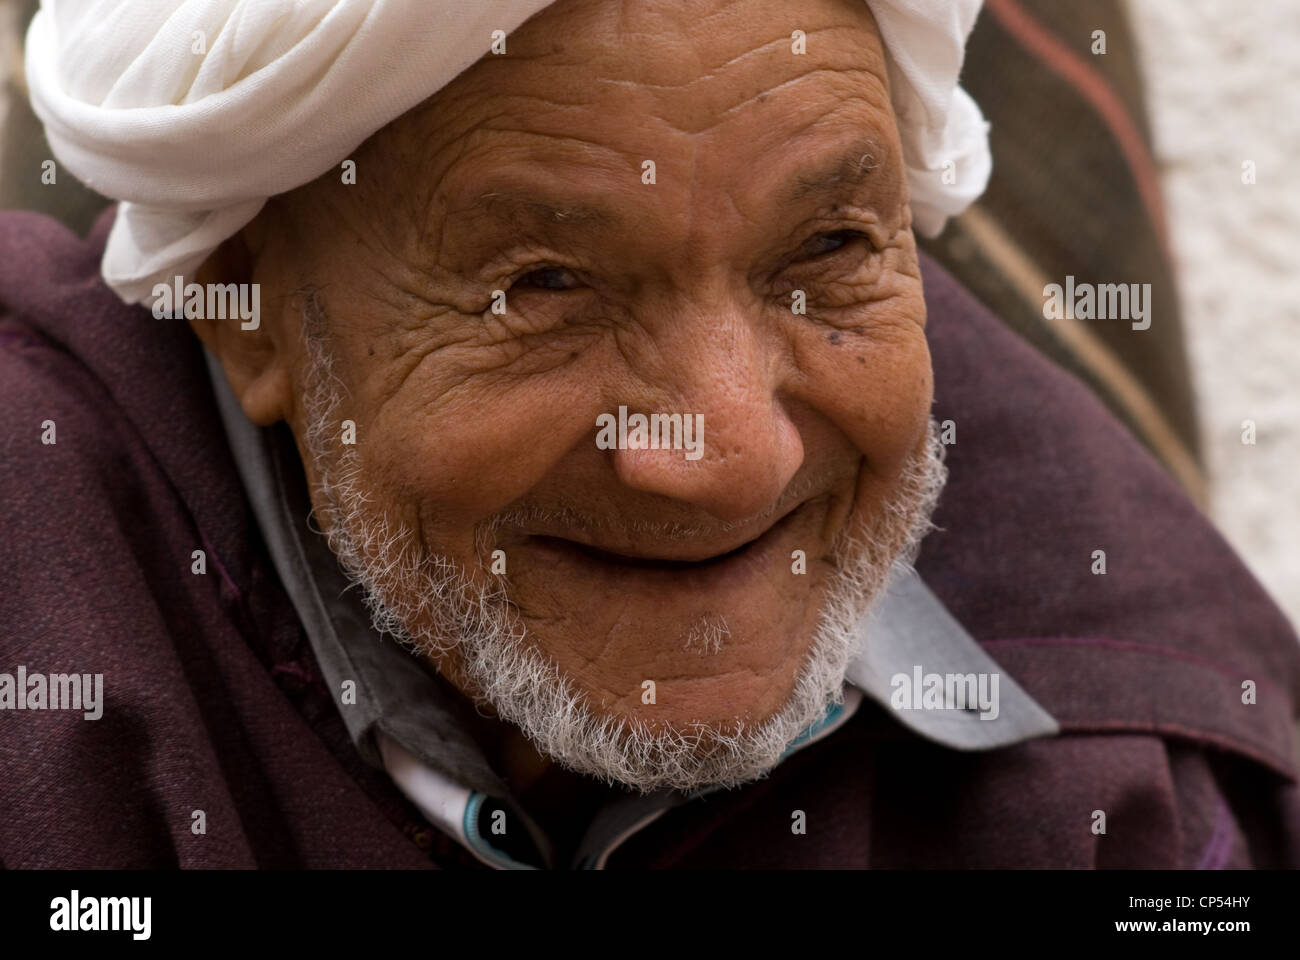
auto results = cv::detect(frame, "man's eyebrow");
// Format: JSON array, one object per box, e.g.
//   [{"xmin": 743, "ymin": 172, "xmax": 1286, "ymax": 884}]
[
  {"xmin": 468, "ymin": 190, "xmax": 615, "ymax": 227},
  {"xmin": 787, "ymin": 140, "xmax": 885, "ymax": 204}
]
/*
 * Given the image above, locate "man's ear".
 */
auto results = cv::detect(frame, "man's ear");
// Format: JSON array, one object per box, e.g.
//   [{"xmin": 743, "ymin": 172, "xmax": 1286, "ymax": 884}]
[{"xmin": 189, "ymin": 216, "xmax": 291, "ymax": 426}]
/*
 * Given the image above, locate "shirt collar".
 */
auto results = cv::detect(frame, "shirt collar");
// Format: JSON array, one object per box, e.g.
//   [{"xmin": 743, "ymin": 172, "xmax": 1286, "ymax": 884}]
[
  {"xmin": 851, "ymin": 565, "xmax": 1059, "ymax": 748},
  {"xmin": 204, "ymin": 347, "xmax": 1058, "ymax": 867}
]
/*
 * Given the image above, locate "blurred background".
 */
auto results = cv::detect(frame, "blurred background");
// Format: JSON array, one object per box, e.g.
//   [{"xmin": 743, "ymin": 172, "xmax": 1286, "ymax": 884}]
[{"xmin": 1, "ymin": 0, "xmax": 1296, "ymax": 627}]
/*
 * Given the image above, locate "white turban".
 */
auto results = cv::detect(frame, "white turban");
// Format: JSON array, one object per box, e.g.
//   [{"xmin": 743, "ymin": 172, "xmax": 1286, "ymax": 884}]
[{"xmin": 26, "ymin": 0, "xmax": 991, "ymax": 306}]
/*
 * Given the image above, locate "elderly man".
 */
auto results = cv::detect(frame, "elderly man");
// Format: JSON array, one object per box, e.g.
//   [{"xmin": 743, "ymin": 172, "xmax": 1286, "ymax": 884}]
[{"xmin": 1, "ymin": 0, "xmax": 1297, "ymax": 870}]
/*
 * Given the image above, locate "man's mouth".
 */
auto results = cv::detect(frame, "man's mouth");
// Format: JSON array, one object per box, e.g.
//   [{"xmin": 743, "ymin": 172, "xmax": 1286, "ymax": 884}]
[
  {"xmin": 526, "ymin": 498, "xmax": 815, "ymax": 577},
  {"xmin": 537, "ymin": 531, "xmax": 762, "ymax": 570}
]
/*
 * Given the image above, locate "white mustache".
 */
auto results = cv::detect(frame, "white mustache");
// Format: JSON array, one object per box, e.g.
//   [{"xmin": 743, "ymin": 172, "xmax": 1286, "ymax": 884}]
[{"xmin": 484, "ymin": 469, "xmax": 832, "ymax": 544}]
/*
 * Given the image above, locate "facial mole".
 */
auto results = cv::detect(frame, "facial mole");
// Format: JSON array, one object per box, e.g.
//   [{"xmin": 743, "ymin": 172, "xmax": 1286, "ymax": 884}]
[{"xmin": 827, "ymin": 331, "xmax": 841, "ymax": 345}]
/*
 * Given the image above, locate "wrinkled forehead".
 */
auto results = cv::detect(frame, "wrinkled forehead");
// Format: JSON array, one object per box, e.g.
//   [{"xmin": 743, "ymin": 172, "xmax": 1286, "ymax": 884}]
[
  {"xmin": 464, "ymin": 0, "xmax": 893, "ymax": 121},
  {"xmin": 307, "ymin": 0, "xmax": 902, "ymax": 251}
]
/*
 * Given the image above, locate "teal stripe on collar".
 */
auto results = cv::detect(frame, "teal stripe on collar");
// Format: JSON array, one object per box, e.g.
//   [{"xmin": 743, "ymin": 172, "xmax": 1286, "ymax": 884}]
[{"xmin": 462, "ymin": 793, "xmax": 540, "ymax": 871}]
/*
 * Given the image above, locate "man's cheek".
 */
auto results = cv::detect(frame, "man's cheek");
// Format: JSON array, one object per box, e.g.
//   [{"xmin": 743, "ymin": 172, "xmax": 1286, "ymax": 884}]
[
  {"xmin": 364, "ymin": 377, "xmax": 599, "ymax": 528},
  {"xmin": 792, "ymin": 314, "xmax": 931, "ymax": 466}
]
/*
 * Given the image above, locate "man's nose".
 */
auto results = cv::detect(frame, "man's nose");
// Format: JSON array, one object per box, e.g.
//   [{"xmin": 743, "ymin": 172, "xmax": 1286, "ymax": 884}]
[{"xmin": 608, "ymin": 321, "xmax": 804, "ymax": 525}]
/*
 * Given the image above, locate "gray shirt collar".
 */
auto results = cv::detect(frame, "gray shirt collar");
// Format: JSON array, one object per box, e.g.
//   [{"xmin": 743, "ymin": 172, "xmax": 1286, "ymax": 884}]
[{"xmin": 203, "ymin": 347, "xmax": 1057, "ymax": 796}]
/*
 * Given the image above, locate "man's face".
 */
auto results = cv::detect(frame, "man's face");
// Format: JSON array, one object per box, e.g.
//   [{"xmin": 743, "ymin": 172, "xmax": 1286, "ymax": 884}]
[{"xmin": 223, "ymin": 0, "xmax": 941, "ymax": 790}]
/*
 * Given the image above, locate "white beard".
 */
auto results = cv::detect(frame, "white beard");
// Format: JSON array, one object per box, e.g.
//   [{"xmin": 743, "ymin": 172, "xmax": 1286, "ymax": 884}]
[{"xmin": 301, "ymin": 331, "xmax": 948, "ymax": 793}]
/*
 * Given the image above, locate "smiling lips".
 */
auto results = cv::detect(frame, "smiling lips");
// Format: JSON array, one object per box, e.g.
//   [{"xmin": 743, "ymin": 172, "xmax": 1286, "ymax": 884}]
[
  {"xmin": 543, "ymin": 533, "xmax": 758, "ymax": 570},
  {"xmin": 529, "ymin": 498, "xmax": 813, "ymax": 572}
]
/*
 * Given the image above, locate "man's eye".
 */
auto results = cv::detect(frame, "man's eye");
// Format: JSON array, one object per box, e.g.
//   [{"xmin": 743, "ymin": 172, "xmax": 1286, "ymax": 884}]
[
  {"xmin": 799, "ymin": 230, "xmax": 871, "ymax": 260},
  {"xmin": 512, "ymin": 266, "xmax": 582, "ymax": 291}
]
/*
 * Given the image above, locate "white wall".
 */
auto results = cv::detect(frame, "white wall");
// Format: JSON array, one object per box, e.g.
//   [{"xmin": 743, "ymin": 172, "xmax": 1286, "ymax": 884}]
[{"xmin": 1128, "ymin": 0, "xmax": 1300, "ymax": 629}]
